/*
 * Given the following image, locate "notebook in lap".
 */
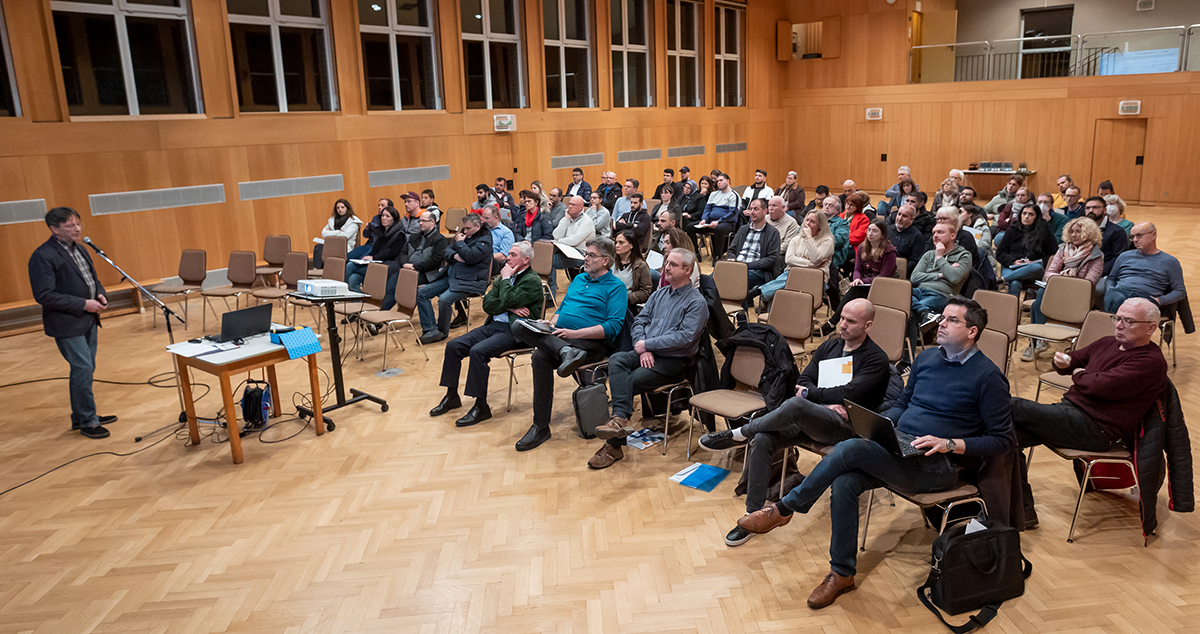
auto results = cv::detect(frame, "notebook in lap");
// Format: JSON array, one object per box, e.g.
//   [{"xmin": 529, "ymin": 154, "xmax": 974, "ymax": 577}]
[
  {"xmin": 214, "ymin": 304, "xmax": 273, "ymax": 343},
  {"xmin": 844, "ymin": 399, "xmax": 924, "ymax": 458}
]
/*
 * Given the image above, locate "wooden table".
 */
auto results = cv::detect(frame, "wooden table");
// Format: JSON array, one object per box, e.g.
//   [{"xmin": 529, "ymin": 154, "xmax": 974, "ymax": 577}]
[{"xmin": 171, "ymin": 335, "xmax": 324, "ymax": 464}]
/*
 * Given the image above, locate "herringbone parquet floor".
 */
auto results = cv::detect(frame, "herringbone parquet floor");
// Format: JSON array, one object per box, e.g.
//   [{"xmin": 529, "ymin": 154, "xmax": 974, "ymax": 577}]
[{"xmin": 1, "ymin": 206, "xmax": 1198, "ymax": 634}]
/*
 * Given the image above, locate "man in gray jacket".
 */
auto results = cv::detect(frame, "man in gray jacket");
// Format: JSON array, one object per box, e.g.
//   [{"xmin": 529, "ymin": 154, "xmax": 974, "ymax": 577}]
[
  {"xmin": 381, "ymin": 212, "xmax": 445, "ymax": 313},
  {"xmin": 911, "ymin": 222, "xmax": 973, "ymax": 329},
  {"xmin": 417, "ymin": 213, "xmax": 493, "ymax": 343}
]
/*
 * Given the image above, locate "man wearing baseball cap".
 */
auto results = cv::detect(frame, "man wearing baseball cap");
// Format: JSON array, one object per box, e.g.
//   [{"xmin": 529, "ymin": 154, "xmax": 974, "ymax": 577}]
[
  {"xmin": 679, "ymin": 167, "xmax": 697, "ymax": 196},
  {"xmin": 398, "ymin": 191, "xmax": 425, "ymax": 239}
]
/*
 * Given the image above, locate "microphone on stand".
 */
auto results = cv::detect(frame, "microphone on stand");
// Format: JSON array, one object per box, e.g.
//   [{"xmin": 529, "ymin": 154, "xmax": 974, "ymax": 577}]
[{"xmin": 82, "ymin": 236, "xmax": 105, "ymax": 255}]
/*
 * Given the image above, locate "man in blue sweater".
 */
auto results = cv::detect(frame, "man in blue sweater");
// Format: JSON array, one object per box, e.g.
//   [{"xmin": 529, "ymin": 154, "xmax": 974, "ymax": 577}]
[
  {"xmin": 693, "ymin": 173, "xmax": 740, "ymax": 265},
  {"xmin": 1103, "ymin": 223, "xmax": 1186, "ymax": 313},
  {"xmin": 736, "ymin": 296, "xmax": 1014, "ymax": 610},
  {"xmin": 513, "ymin": 237, "xmax": 627, "ymax": 452}
]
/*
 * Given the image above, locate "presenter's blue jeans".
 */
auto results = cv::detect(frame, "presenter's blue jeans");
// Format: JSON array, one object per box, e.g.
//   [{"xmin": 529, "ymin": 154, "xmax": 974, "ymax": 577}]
[
  {"xmin": 416, "ymin": 277, "xmax": 469, "ymax": 336},
  {"xmin": 778, "ymin": 438, "xmax": 958, "ymax": 577},
  {"xmin": 1001, "ymin": 262, "xmax": 1044, "ymax": 297},
  {"xmin": 55, "ymin": 322, "xmax": 99, "ymax": 429}
]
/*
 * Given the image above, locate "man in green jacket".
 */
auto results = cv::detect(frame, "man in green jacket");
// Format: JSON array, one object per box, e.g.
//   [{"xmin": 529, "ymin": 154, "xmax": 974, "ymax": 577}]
[{"xmin": 431, "ymin": 241, "xmax": 544, "ymax": 427}]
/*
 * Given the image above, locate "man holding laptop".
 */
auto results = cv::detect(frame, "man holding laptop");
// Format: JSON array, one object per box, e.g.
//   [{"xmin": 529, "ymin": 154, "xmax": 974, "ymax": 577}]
[
  {"xmin": 697, "ymin": 299, "xmax": 891, "ymax": 547},
  {"xmin": 735, "ymin": 296, "xmax": 1014, "ymax": 610}
]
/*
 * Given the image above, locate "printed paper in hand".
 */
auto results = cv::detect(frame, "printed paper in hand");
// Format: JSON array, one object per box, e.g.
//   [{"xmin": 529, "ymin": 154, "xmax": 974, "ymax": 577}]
[
  {"xmin": 817, "ymin": 357, "xmax": 853, "ymax": 388},
  {"xmin": 645, "ymin": 250, "xmax": 664, "ymax": 271},
  {"xmin": 554, "ymin": 242, "xmax": 584, "ymax": 260},
  {"xmin": 964, "ymin": 226, "xmax": 983, "ymax": 240},
  {"xmin": 350, "ymin": 258, "xmax": 371, "ymax": 265}
]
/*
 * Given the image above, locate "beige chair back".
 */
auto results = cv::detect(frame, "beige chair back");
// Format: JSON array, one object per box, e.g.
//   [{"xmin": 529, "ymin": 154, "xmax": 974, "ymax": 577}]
[
  {"xmin": 363, "ymin": 262, "xmax": 389, "ymax": 302},
  {"xmin": 713, "ymin": 260, "xmax": 749, "ymax": 302},
  {"xmin": 973, "ymin": 290, "xmax": 1019, "ymax": 344},
  {"xmin": 323, "ymin": 235, "xmax": 349, "ymax": 261},
  {"xmin": 894, "ymin": 257, "xmax": 907, "ymax": 279},
  {"xmin": 323, "ymin": 256, "xmax": 346, "ymax": 282},
  {"xmin": 768, "ymin": 289, "xmax": 813, "ymax": 342},
  {"xmin": 394, "ymin": 267, "xmax": 419, "ymax": 314},
  {"xmin": 280, "ymin": 252, "xmax": 309, "ymax": 288},
  {"xmin": 785, "ymin": 266, "xmax": 825, "ymax": 310},
  {"xmin": 263, "ymin": 235, "xmax": 291, "ymax": 265},
  {"xmin": 729, "ymin": 346, "xmax": 766, "ymax": 388},
  {"xmin": 978, "ymin": 328, "xmax": 1010, "ymax": 375},
  {"xmin": 178, "ymin": 249, "xmax": 207, "ymax": 285},
  {"xmin": 871, "ymin": 305, "xmax": 908, "ymax": 364},
  {"xmin": 443, "ymin": 207, "xmax": 468, "ymax": 233},
  {"xmin": 532, "ymin": 241, "xmax": 555, "ymax": 277},
  {"xmin": 1075, "ymin": 310, "xmax": 1116, "ymax": 350},
  {"xmin": 868, "ymin": 276, "xmax": 912, "ymax": 317},
  {"xmin": 227, "ymin": 251, "xmax": 258, "ymax": 286},
  {"xmin": 1041, "ymin": 276, "xmax": 1093, "ymax": 326}
]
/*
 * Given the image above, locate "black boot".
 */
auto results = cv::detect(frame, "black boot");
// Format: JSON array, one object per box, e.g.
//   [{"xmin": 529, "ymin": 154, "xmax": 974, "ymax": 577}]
[
  {"xmin": 455, "ymin": 400, "xmax": 492, "ymax": 427},
  {"xmin": 429, "ymin": 392, "xmax": 462, "ymax": 417}
]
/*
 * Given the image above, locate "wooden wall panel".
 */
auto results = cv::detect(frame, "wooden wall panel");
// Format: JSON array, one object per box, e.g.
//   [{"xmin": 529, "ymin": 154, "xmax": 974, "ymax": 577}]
[{"xmin": 2, "ymin": 0, "xmax": 65, "ymax": 122}]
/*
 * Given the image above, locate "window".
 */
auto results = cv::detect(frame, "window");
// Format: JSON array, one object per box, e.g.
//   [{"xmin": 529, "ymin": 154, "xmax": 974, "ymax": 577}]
[
  {"xmin": 358, "ymin": 0, "xmax": 441, "ymax": 111},
  {"xmin": 51, "ymin": 0, "xmax": 201, "ymax": 116},
  {"xmin": 461, "ymin": 0, "xmax": 525, "ymax": 109},
  {"xmin": 791, "ymin": 21, "xmax": 822, "ymax": 59},
  {"xmin": 0, "ymin": 4, "xmax": 18, "ymax": 116},
  {"xmin": 227, "ymin": 0, "xmax": 336, "ymax": 112},
  {"xmin": 714, "ymin": 3, "xmax": 743, "ymax": 107},
  {"xmin": 611, "ymin": 0, "xmax": 651, "ymax": 107},
  {"xmin": 1019, "ymin": 6, "xmax": 1073, "ymax": 79},
  {"xmin": 666, "ymin": 0, "xmax": 700, "ymax": 107},
  {"xmin": 543, "ymin": 0, "xmax": 593, "ymax": 108}
]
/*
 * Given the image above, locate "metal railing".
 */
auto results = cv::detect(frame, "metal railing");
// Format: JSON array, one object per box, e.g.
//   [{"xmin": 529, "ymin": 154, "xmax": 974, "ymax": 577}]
[{"xmin": 910, "ymin": 25, "xmax": 1199, "ymax": 84}]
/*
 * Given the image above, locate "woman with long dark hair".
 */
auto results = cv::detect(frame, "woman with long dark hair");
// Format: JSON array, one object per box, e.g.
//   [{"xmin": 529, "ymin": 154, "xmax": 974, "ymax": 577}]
[
  {"xmin": 345, "ymin": 205, "xmax": 405, "ymax": 292},
  {"xmin": 612, "ymin": 230, "xmax": 654, "ymax": 310},
  {"xmin": 820, "ymin": 219, "xmax": 895, "ymax": 334},
  {"xmin": 314, "ymin": 198, "xmax": 362, "ymax": 267},
  {"xmin": 995, "ymin": 205, "xmax": 1057, "ymax": 297}
]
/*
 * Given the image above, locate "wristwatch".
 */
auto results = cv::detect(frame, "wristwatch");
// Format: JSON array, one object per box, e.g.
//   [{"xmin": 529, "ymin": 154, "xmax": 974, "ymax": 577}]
[{"xmin": 945, "ymin": 439, "xmax": 957, "ymax": 453}]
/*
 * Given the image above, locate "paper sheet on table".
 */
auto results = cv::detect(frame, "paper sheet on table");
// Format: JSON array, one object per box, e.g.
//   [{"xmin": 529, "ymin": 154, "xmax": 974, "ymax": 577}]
[
  {"xmin": 167, "ymin": 341, "xmax": 219, "ymax": 357},
  {"xmin": 645, "ymin": 249, "xmax": 664, "ymax": 271},
  {"xmin": 312, "ymin": 237, "xmax": 324, "ymax": 244},
  {"xmin": 817, "ymin": 356, "xmax": 853, "ymax": 388},
  {"xmin": 554, "ymin": 242, "xmax": 584, "ymax": 260}
]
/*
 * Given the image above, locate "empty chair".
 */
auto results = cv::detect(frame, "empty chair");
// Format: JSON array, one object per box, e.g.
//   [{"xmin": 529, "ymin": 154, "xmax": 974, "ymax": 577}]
[
  {"xmin": 1031, "ymin": 445, "xmax": 1138, "ymax": 543},
  {"xmin": 149, "ymin": 249, "xmax": 206, "ymax": 329},
  {"xmin": 977, "ymin": 328, "xmax": 1011, "ymax": 375},
  {"xmin": 256, "ymin": 235, "xmax": 291, "ymax": 281},
  {"xmin": 867, "ymin": 276, "xmax": 912, "ymax": 317},
  {"xmin": 358, "ymin": 266, "xmax": 426, "ymax": 368},
  {"xmin": 973, "ymin": 290, "xmax": 1020, "ymax": 374},
  {"xmin": 1034, "ymin": 310, "xmax": 1115, "ymax": 401},
  {"xmin": 200, "ymin": 251, "xmax": 257, "ymax": 331},
  {"xmin": 531, "ymin": 241, "xmax": 556, "ymax": 313},
  {"xmin": 442, "ymin": 207, "xmax": 468, "ymax": 235},
  {"xmin": 309, "ymin": 235, "xmax": 348, "ymax": 278},
  {"xmin": 786, "ymin": 266, "xmax": 826, "ymax": 314},
  {"xmin": 713, "ymin": 260, "xmax": 750, "ymax": 318},
  {"xmin": 251, "ymin": 252, "xmax": 308, "ymax": 323},
  {"xmin": 767, "ymin": 289, "xmax": 814, "ymax": 363},
  {"xmin": 894, "ymin": 257, "xmax": 907, "ymax": 279},
  {"xmin": 689, "ymin": 346, "xmax": 768, "ymax": 459},
  {"xmin": 1017, "ymin": 275, "xmax": 1093, "ymax": 362}
]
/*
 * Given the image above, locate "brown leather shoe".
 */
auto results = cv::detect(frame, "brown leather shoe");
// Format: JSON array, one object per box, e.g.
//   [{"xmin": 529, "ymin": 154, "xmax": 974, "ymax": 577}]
[
  {"xmin": 736, "ymin": 502, "xmax": 793, "ymax": 534},
  {"xmin": 587, "ymin": 444, "xmax": 624, "ymax": 469},
  {"xmin": 594, "ymin": 416, "xmax": 634, "ymax": 440},
  {"xmin": 806, "ymin": 571, "xmax": 856, "ymax": 609}
]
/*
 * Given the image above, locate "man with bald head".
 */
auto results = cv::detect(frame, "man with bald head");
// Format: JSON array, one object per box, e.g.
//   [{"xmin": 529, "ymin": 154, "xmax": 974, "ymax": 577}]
[
  {"xmin": 766, "ymin": 195, "xmax": 800, "ymax": 252},
  {"xmin": 549, "ymin": 194, "xmax": 595, "ymax": 296},
  {"xmin": 838, "ymin": 179, "xmax": 857, "ymax": 208},
  {"xmin": 699, "ymin": 298, "xmax": 893, "ymax": 547},
  {"xmin": 1011, "ymin": 297, "xmax": 1168, "ymax": 527},
  {"xmin": 1103, "ymin": 223, "xmax": 1186, "ymax": 313}
]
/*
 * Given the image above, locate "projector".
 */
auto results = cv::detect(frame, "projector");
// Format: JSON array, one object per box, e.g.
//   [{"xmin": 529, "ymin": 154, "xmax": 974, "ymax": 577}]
[{"xmin": 297, "ymin": 279, "xmax": 349, "ymax": 297}]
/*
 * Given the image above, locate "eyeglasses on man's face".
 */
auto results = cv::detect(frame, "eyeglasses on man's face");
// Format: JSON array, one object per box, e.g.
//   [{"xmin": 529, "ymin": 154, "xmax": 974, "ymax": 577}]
[{"xmin": 1111, "ymin": 315, "xmax": 1154, "ymax": 328}]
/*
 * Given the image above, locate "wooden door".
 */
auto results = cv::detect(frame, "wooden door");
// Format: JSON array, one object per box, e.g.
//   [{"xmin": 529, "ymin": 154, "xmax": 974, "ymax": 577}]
[{"xmin": 1091, "ymin": 119, "xmax": 1146, "ymax": 203}]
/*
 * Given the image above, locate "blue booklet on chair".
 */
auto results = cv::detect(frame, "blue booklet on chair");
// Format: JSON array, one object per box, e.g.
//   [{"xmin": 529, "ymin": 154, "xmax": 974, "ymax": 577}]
[{"xmin": 670, "ymin": 463, "xmax": 730, "ymax": 492}]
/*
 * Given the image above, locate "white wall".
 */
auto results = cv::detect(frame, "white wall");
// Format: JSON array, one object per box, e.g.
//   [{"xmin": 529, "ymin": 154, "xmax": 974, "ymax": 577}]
[{"xmin": 955, "ymin": 0, "xmax": 1200, "ymax": 44}]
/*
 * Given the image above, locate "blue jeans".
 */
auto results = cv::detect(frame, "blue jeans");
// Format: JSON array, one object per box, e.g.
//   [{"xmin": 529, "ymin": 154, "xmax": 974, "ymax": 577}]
[
  {"xmin": 416, "ymin": 277, "xmax": 470, "ymax": 336},
  {"xmin": 779, "ymin": 438, "xmax": 958, "ymax": 577},
  {"xmin": 1001, "ymin": 262, "xmax": 1044, "ymax": 297},
  {"xmin": 910, "ymin": 287, "xmax": 949, "ymax": 316},
  {"xmin": 345, "ymin": 261, "xmax": 369, "ymax": 292},
  {"xmin": 55, "ymin": 322, "xmax": 99, "ymax": 429},
  {"xmin": 1104, "ymin": 286, "xmax": 1156, "ymax": 313},
  {"xmin": 380, "ymin": 269, "xmax": 400, "ymax": 310},
  {"xmin": 759, "ymin": 268, "xmax": 789, "ymax": 301},
  {"xmin": 550, "ymin": 252, "xmax": 583, "ymax": 295}
]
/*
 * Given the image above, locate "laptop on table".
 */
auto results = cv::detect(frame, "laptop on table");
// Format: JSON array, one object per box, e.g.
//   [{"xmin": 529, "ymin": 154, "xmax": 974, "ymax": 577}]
[
  {"xmin": 844, "ymin": 399, "xmax": 924, "ymax": 458},
  {"xmin": 212, "ymin": 304, "xmax": 273, "ymax": 343}
]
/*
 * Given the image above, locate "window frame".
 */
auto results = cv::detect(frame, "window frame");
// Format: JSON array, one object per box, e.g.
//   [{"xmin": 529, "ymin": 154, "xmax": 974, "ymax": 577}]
[
  {"xmin": 358, "ymin": 0, "xmax": 442, "ymax": 111},
  {"xmin": 461, "ymin": 0, "xmax": 526, "ymax": 109},
  {"xmin": 226, "ymin": 0, "xmax": 338, "ymax": 113},
  {"xmin": 666, "ymin": 0, "xmax": 701, "ymax": 108},
  {"xmin": 543, "ymin": 0, "xmax": 594, "ymax": 109},
  {"xmin": 611, "ymin": 0, "xmax": 651, "ymax": 108},
  {"xmin": 0, "ymin": 3, "xmax": 19, "ymax": 117},
  {"xmin": 714, "ymin": 2, "xmax": 744, "ymax": 107},
  {"xmin": 49, "ymin": 0, "xmax": 204, "ymax": 116}
]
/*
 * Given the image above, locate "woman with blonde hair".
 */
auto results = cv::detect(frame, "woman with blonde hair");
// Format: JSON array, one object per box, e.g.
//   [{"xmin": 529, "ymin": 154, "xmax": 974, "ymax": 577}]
[
  {"xmin": 930, "ymin": 177, "xmax": 960, "ymax": 212},
  {"xmin": 1022, "ymin": 216, "xmax": 1105, "ymax": 361},
  {"xmin": 758, "ymin": 209, "xmax": 834, "ymax": 307},
  {"xmin": 530, "ymin": 180, "xmax": 552, "ymax": 215}
]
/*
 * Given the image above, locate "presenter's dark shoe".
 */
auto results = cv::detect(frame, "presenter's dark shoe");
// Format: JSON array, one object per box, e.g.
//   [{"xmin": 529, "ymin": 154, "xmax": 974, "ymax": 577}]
[
  {"xmin": 79, "ymin": 425, "xmax": 110, "ymax": 439},
  {"xmin": 724, "ymin": 525, "xmax": 755, "ymax": 547},
  {"xmin": 515, "ymin": 424, "xmax": 551, "ymax": 451},
  {"xmin": 455, "ymin": 402, "xmax": 492, "ymax": 427},
  {"xmin": 807, "ymin": 571, "xmax": 856, "ymax": 610},
  {"xmin": 449, "ymin": 311, "xmax": 468, "ymax": 329},
  {"xmin": 587, "ymin": 444, "xmax": 623, "ymax": 469},
  {"xmin": 594, "ymin": 416, "xmax": 634, "ymax": 440},
  {"xmin": 556, "ymin": 346, "xmax": 589, "ymax": 377},
  {"xmin": 699, "ymin": 430, "xmax": 745, "ymax": 451},
  {"xmin": 98, "ymin": 415, "xmax": 118, "ymax": 425},
  {"xmin": 737, "ymin": 502, "xmax": 792, "ymax": 534},
  {"xmin": 429, "ymin": 393, "xmax": 462, "ymax": 417},
  {"xmin": 419, "ymin": 331, "xmax": 447, "ymax": 345}
]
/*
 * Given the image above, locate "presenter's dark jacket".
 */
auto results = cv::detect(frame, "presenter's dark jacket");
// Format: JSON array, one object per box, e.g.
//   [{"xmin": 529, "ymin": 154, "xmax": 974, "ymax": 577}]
[
  {"xmin": 29, "ymin": 237, "xmax": 106, "ymax": 339},
  {"xmin": 482, "ymin": 266, "xmax": 544, "ymax": 335}
]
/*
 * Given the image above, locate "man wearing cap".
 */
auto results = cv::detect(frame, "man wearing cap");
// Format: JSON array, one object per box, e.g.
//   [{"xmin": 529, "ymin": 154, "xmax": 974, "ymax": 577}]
[
  {"xmin": 397, "ymin": 192, "xmax": 425, "ymax": 239},
  {"xmin": 565, "ymin": 167, "xmax": 592, "ymax": 201},
  {"xmin": 679, "ymin": 166, "xmax": 697, "ymax": 194}
]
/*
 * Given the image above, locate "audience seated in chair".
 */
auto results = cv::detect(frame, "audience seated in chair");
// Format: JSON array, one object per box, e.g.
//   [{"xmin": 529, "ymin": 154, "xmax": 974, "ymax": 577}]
[
  {"xmin": 725, "ymin": 198, "xmax": 782, "ymax": 299},
  {"xmin": 1024, "ymin": 217, "xmax": 1104, "ymax": 360},
  {"xmin": 511, "ymin": 237, "xmax": 627, "ymax": 452},
  {"xmin": 549, "ymin": 195, "xmax": 595, "ymax": 296},
  {"xmin": 377, "ymin": 211, "xmax": 445, "ymax": 316},
  {"xmin": 759, "ymin": 210, "xmax": 833, "ymax": 307},
  {"xmin": 430, "ymin": 242, "xmax": 544, "ymax": 428},
  {"xmin": 1103, "ymin": 223, "xmax": 1186, "ymax": 314},
  {"xmin": 480, "ymin": 206, "xmax": 514, "ymax": 270},
  {"xmin": 416, "ymin": 213, "xmax": 493, "ymax": 344},
  {"xmin": 996, "ymin": 204, "xmax": 1057, "ymax": 298},
  {"xmin": 910, "ymin": 223, "xmax": 972, "ymax": 340},
  {"xmin": 1010, "ymin": 298, "xmax": 1168, "ymax": 529},
  {"xmin": 346, "ymin": 205, "xmax": 406, "ymax": 294},
  {"xmin": 735, "ymin": 297, "xmax": 1014, "ymax": 610},
  {"xmin": 586, "ymin": 250, "xmax": 708, "ymax": 470},
  {"xmin": 700, "ymin": 299, "xmax": 891, "ymax": 547},
  {"xmin": 693, "ymin": 173, "xmax": 740, "ymax": 265},
  {"xmin": 1083, "ymin": 196, "xmax": 1130, "ymax": 278}
]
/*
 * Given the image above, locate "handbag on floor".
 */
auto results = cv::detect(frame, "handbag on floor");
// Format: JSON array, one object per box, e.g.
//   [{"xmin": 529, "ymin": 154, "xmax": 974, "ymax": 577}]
[{"xmin": 917, "ymin": 516, "xmax": 1032, "ymax": 633}]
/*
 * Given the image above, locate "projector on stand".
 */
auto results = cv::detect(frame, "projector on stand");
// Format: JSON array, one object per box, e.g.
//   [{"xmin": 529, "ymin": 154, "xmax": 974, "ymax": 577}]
[{"xmin": 297, "ymin": 279, "xmax": 350, "ymax": 297}]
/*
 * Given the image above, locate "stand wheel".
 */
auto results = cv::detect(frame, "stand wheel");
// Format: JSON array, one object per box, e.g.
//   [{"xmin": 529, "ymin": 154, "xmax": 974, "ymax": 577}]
[
  {"xmin": 381, "ymin": 404, "xmax": 389, "ymax": 412},
  {"xmin": 326, "ymin": 420, "xmax": 336, "ymax": 431},
  {"xmin": 178, "ymin": 411, "xmax": 188, "ymax": 423}
]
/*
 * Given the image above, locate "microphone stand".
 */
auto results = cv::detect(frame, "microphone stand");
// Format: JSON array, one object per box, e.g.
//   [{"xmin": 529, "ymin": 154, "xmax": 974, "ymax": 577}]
[{"xmin": 85, "ymin": 240, "xmax": 195, "ymax": 442}]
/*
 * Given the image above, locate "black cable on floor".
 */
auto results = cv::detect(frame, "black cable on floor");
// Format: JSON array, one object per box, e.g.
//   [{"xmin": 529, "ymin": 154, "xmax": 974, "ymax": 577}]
[{"xmin": 0, "ymin": 432, "xmax": 177, "ymax": 498}]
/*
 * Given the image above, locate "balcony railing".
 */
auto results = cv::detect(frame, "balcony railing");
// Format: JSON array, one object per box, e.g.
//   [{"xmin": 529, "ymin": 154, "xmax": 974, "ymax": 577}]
[{"xmin": 910, "ymin": 25, "xmax": 1200, "ymax": 84}]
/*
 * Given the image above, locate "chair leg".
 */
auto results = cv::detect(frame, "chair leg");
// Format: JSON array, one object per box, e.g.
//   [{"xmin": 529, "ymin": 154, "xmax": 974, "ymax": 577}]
[
  {"xmin": 1067, "ymin": 459, "xmax": 1095, "ymax": 543},
  {"xmin": 860, "ymin": 489, "xmax": 875, "ymax": 551},
  {"xmin": 506, "ymin": 356, "xmax": 516, "ymax": 412}
]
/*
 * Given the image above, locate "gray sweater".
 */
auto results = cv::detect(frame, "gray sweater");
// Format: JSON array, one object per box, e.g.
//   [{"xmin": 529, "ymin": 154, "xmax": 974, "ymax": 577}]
[{"xmin": 1109, "ymin": 250, "xmax": 1187, "ymax": 307}]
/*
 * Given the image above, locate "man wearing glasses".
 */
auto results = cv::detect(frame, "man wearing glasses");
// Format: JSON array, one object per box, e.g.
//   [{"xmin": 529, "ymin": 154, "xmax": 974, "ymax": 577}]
[
  {"xmin": 1082, "ymin": 196, "xmax": 1129, "ymax": 277},
  {"xmin": 1103, "ymin": 223, "xmax": 1186, "ymax": 313},
  {"xmin": 735, "ymin": 296, "xmax": 1013, "ymax": 610},
  {"xmin": 511, "ymin": 238, "xmax": 626, "ymax": 451},
  {"xmin": 1010, "ymin": 297, "xmax": 1168, "ymax": 528}
]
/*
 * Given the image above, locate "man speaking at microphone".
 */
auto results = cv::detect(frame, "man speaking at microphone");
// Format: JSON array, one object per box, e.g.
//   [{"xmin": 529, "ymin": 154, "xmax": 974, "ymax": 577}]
[{"xmin": 28, "ymin": 207, "xmax": 117, "ymax": 439}]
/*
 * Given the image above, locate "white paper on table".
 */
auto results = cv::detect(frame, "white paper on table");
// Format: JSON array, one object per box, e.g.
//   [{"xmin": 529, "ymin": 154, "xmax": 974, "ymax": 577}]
[
  {"xmin": 554, "ymin": 242, "xmax": 584, "ymax": 260},
  {"xmin": 312, "ymin": 237, "xmax": 324, "ymax": 244},
  {"xmin": 645, "ymin": 249, "xmax": 664, "ymax": 271},
  {"xmin": 166, "ymin": 341, "xmax": 219, "ymax": 357},
  {"xmin": 817, "ymin": 356, "xmax": 853, "ymax": 388}
]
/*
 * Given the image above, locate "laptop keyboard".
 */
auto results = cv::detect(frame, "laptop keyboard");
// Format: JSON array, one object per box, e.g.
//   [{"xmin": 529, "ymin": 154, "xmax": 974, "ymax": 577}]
[{"xmin": 895, "ymin": 430, "xmax": 924, "ymax": 458}]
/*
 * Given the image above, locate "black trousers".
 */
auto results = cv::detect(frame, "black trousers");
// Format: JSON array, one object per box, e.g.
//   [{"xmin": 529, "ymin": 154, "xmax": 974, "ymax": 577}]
[
  {"xmin": 693, "ymin": 222, "xmax": 735, "ymax": 263},
  {"xmin": 439, "ymin": 321, "xmax": 519, "ymax": 400},
  {"xmin": 741, "ymin": 397, "xmax": 855, "ymax": 513},
  {"xmin": 514, "ymin": 328, "xmax": 609, "ymax": 429},
  {"xmin": 1011, "ymin": 396, "xmax": 1114, "ymax": 511},
  {"xmin": 604, "ymin": 350, "xmax": 689, "ymax": 448},
  {"xmin": 826, "ymin": 284, "xmax": 871, "ymax": 326}
]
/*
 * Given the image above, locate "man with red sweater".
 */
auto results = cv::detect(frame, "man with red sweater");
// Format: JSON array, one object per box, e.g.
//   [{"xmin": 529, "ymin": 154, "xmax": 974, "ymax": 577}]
[{"xmin": 1011, "ymin": 297, "xmax": 1168, "ymax": 527}]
